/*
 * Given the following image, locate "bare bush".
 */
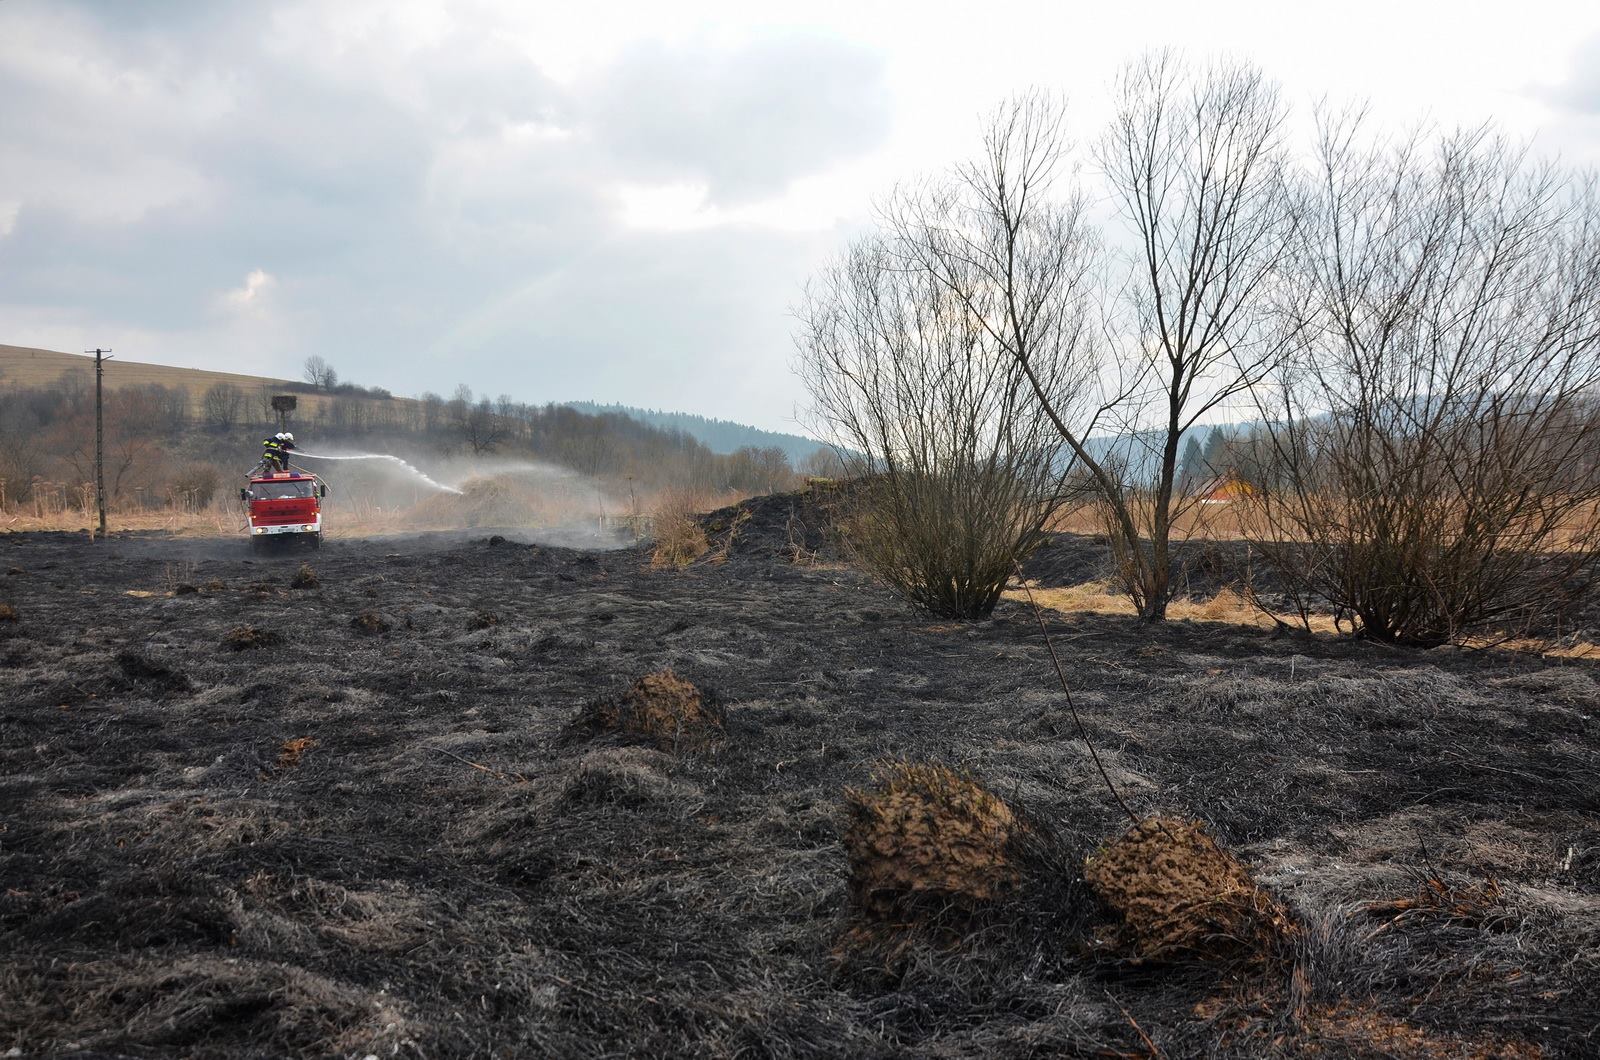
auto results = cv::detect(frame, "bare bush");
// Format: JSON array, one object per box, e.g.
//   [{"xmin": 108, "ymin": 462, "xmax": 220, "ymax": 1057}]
[
  {"xmin": 1247, "ymin": 118, "xmax": 1600, "ymax": 645},
  {"xmin": 168, "ymin": 461, "xmax": 221, "ymax": 510},
  {"xmin": 799, "ymin": 113, "xmax": 1096, "ymax": 618}
]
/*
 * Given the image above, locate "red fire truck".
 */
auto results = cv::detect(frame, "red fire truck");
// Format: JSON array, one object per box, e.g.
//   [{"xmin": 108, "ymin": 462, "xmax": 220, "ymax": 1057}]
[{"xmin": 240, "ymin": 471, "xmax": 328, "ymax": 551}]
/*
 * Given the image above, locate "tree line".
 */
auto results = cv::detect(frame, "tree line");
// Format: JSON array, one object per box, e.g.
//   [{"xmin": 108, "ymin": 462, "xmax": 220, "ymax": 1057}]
[
  {"xmin": 0, "ymin": 370, "xmax": 815, "ymax": 516},
  {"xmin": 799, "ymin": 52, "xmax": 1600, "ymax": 645}
]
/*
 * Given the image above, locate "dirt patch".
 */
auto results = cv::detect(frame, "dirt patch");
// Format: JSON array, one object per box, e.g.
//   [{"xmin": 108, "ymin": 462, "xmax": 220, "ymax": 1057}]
[
  {"xmin": 0, "ymin": 602, "xmax": 16, "ymax": 621},
  {"xmin": 1085, "ymin": 817, "xmax": 1295, "ymax": 964},
  {"xmin": 289, "ymin": 563, "xmax": 320, "ymax": 590},
  {"xmin": 278, "ymin": 737, "xmax": 318, "ymax": 769},
  {"xmin": 842, "ymin": 761, "xmax": 1026, "ymax": 929},
  {"xmin": 221, "ymin": 625, "xmax": 283, "ymax": 651},
  {"xmin": 567, "ymin": 669, "xmax": 723, "ymax": 752}
]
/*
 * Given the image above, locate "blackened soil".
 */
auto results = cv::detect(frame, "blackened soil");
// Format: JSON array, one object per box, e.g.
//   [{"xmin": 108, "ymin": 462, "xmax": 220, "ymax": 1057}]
[{"xmin": 2, "ymin": 496, "xmax": 1597, "ymax": 1058}]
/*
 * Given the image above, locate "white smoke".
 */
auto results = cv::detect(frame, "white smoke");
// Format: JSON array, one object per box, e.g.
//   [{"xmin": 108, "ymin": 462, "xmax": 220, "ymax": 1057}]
[{"xmin": 293, "ymin": 451, "xmax": 465, "ymax": 494}]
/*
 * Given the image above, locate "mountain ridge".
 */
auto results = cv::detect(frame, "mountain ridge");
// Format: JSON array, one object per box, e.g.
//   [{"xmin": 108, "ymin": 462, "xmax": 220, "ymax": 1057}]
[{"xmin": 563, "ymin": 401, "xmax": 828, "ymax": 463}]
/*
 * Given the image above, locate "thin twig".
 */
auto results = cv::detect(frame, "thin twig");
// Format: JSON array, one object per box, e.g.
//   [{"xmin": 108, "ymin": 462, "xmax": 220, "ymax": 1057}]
[
  {"xmin": 1013, "ymin": 560, "xmax": 1139, "ymax": 826},
  {"xmin": 1109, "ymin": 992, "xmax": 1165, "ymax": 1058},
  {"xmin": 430, "ymin": 746, "xmax": 527, "ymax": 784}
]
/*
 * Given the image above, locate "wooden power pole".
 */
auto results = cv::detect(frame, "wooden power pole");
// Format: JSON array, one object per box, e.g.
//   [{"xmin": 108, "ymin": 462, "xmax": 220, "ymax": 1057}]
[{"xmin": 87, "ymin": 348, "xmax": 112, "ymax": 538}]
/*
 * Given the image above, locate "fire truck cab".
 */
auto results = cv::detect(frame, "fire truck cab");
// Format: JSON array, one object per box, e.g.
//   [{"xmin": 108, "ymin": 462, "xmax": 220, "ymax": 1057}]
[{"xmin": 241, "ymin": 472, "xmax": 327, "ymax": 551}]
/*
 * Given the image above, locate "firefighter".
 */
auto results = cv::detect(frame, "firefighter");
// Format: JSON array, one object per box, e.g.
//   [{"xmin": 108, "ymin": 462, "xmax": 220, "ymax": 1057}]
[{"xmin": 262, "ymin": 433, "xmax": 288, "ymax": 473}]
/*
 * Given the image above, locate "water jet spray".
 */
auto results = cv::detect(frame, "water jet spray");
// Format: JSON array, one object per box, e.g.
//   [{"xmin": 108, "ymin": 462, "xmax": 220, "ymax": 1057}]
[{"xmin": 294, "ymin": 451, "xmax": 465, "ymax": 495}]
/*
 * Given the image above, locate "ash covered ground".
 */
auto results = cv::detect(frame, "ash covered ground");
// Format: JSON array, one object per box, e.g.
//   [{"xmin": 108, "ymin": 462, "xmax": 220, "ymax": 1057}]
[{"xmin": 2, "ymin": 492, "xmax": 1597, "ymax": 1057}]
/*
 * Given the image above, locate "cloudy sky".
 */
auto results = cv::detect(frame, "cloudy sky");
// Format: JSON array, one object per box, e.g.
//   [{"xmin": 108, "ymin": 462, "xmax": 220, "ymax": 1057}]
[{"xmin": 2, "ymin": 0, "xmax": 1598, "ymax": 433}]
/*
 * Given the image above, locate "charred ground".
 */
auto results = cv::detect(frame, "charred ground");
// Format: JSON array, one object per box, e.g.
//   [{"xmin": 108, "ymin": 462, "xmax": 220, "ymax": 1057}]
[{"xmin": 2, "ymin": 491, "xmax": 1597, "ymax": 1057}]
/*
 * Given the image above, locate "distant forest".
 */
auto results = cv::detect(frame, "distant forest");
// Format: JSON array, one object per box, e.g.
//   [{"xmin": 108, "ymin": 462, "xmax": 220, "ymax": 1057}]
[{"xmin": 564, "ymin": 402, "xmax": 829, "ymax": 464}]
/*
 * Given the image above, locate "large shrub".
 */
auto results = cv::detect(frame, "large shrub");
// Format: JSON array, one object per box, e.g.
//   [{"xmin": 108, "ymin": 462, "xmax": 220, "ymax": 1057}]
[
  {"xmin": 1247, "ymin": 122, "xmax": 1600, "ymax": 645},
  {"xmin": 797, "ymin": 234, "xmax": 1082, "ymax": 619}
]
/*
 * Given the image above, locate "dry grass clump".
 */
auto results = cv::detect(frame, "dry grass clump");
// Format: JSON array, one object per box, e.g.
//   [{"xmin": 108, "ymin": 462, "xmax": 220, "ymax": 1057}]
[
  {"xmin": 1364, "ymin": 874, "xmax": 1509, "ymax": 931},
  {"xmin": 566, "ymin": 669, "xmax": 723, "ymax": 752},
  {"xmin": 350, "ymin": 611, "xmax": 391, "ymax": 635},
  {"xmin": 289, "ymin": 563, "xmax": 320, "ymax": 590},
  {"xmin": 842, "ymin": 761, "xmax": 1027, "ymax": 930},
  {"xmin": 221, "ymin": 626, "xmax": 282, "ymax": 652},
  {"xmin": 468, "ymin": 611, "xmax": 499, "ymax": 631},
  {"xmin": 278, "ymin": 737, "xmax": 318, "ymax": 769},
  {"xmin": 0, "ymin": 602, "xmax": 16, "ymax": 622},
  {"xmin": 558, "ymin": 748, "xmax": 684, "ymax": 810},
  {"xmin": 1295, "ymin": 1004, "xmax": 1544, "ymax": 1060},
  {"xmin": 650, "ymin": 492, "xmax": 709, "ymax": 568},
  {"xmin": 1085, "ymin": 817, "xmax": 1295, "ymax": 964},
  {"xmin": 1007, "ymin": 579, "xmax": 1344, "ymax": 634}
]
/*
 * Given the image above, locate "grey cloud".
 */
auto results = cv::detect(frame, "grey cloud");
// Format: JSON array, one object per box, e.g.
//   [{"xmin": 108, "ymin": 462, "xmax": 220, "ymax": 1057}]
[
  {"xmin": 584, "ymin": 35, "xmax": 891, "ymax": 202},
  {"xmin": 0, "ymin": 3, "xmax": 872, "ymax": 428}
]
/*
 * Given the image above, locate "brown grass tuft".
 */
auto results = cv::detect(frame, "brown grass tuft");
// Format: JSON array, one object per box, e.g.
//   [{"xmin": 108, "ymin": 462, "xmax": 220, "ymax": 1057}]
[
  {"xmin": 221, "ymin": 625, "xmax": 282, "ymax": 651},
  {"xmin": 468, "ymin": 611, "xmax": 499, "ymax": 631},
  {"xmin": 1085, "ymin": 816, "xmax": 1295, "ymax": 964},
  {"xmin": 567, "ymin": 669, "xmax": 723, "ymax": 752},
  {"xmin": 278, "ymin": 736, "xmax": 319, "ymax": 769},
  {"xmin": 0, "ymin": 602, "xmax": 16, "ymax": 622},
  {"xmin": 350, "ymin": 611, "xmax": 390, "ymax": 635},
  {"xmin": 650, "ymin": 492, "xmax": 709, "ymax": 568},
  {"xmin": 1364, "ymin": 874, "xmax": 1508, "ymax": 929},
  {"xmin": 843, "ymin": 761, "xmax": 1025, "ymax": 929},
  {"xmin": 289, "ymin": 563, "xmax": 320, "ymax": 590}
]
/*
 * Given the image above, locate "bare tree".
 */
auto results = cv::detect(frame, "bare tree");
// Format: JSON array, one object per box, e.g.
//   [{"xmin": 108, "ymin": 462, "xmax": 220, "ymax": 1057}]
[
  {"xmin": 798, "ymin": 226, "xmax": 1085, "ymax": 619},
  {"xmin": 460, "ymin": 397, "xmax": 508, "ymax": 455},
  {"xmin": 1089, "ymin": 54, "xmax": 1299, "ymax": 618},
  {"xmin": 885, "ymin": 66, "xmax": 1295, "ymax": 621},
  {"xmin": 1246, "ymin": 116, "xmax": 1600, "ymax": 644},
  {"xmin": 302, "ymin": 355, "xmax": 338, "ymax": 390},
  {"xmin": 201, "ymin": 383, "xmax": 245, "ymax": 431}
]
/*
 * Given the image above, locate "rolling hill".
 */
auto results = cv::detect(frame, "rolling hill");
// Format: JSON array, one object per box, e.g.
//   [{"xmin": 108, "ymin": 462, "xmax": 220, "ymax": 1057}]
[{"xmin": 0, "ymin": 344, "xmax": 301, "ymax": 401}]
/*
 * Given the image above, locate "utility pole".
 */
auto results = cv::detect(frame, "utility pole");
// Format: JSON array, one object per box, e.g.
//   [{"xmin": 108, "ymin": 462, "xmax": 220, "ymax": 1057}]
[{"xmin": 87, "ymin": 348, "xmax": 112, "ymax": 538}]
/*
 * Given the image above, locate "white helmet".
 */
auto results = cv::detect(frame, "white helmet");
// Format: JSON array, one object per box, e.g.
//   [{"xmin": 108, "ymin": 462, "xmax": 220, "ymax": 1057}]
[{"xmin": 284, "ymin": 433, "xmax": 294, "ymax": 443}]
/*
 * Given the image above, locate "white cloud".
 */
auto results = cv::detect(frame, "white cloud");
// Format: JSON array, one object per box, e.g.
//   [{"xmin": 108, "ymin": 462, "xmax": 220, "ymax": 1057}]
[
  {"xmin": 220, "ymin": 269, "xmax": 276, "ymax": 312},
  {"xmin": 0, "ymin": 200, "xmax": 18, "ymax": 238}
]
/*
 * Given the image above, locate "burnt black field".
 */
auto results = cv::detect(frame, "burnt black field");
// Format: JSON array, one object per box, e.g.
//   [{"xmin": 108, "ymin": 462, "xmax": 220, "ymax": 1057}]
[{"xmin": 2, "ymin": 493, "xmax": 1597, "ymax": 1058}]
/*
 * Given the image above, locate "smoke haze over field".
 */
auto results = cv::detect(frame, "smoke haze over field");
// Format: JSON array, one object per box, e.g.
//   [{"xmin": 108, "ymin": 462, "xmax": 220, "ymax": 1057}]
[
  {"xmin": 2, "ymin": 2, "xmax": 1598, "ymax": 431},
  {"xmin": 292, "ymin": 446, "xmax": 639, "ymax": 545}
]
